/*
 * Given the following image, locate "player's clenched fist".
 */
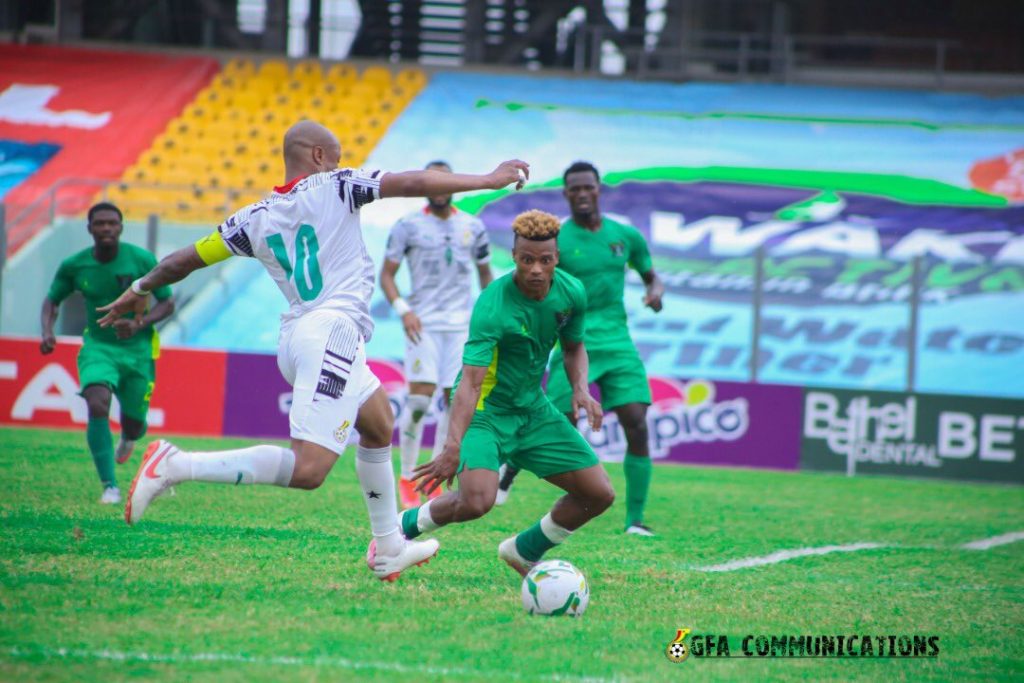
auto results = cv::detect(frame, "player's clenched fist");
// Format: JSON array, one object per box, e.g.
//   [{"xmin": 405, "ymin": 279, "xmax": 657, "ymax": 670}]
[{"xmin": 487, "ymin": 160, "xmax": 530, "ymax": 190}]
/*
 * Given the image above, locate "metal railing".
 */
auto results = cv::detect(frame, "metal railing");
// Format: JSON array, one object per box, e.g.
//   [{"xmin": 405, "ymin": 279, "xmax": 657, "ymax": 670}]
[
  {"xmin": 574, "ymin": 25, "xmax": 961, "ymax": 87},
  {"xmin": 5, "ymin": 178, "xmax": 261, "ymax": 255}
]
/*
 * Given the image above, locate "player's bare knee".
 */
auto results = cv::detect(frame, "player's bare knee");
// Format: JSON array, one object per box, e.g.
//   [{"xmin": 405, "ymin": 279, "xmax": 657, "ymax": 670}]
[
  {"xmin": 358, "ymin": 418, "xmax": 393, "ymax": 448},
  {"xmin": 83, "ymin": 388, "xmax": 111, "ymax": 418},
  {"xmin": 588, "ymin": 485, "xmax": 615, "ymax": 514},
  {"xmin": 289, "ymin": 447, "xmax": 331, "ymax": 489},
  {"xmin": 455, "ymin": 490, "xmax": 494, "ymax": 521},
  {"xmin": 86, "ymin": 402, "xmax": 109, "ymax": 419},
  {"xmin": 623, "ymin": 418, "xmax": 648, "ymax": 444},
  {"xmin": 289, "ymin": 465, "xmax": 327, "ymax": 490}
]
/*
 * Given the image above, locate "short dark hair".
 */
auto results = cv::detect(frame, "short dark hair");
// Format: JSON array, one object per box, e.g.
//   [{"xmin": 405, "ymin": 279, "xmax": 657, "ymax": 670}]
[
  {"xmin": 88, "ymin": 202, "xmax": 123, "ymax": 223},
  {"xmin": 562, "ymin": 161, "xmax": 599, "ymax": 186},
  {"xmin": 425, "ymin": 160, "xmax": 451, "ymax": 171}
]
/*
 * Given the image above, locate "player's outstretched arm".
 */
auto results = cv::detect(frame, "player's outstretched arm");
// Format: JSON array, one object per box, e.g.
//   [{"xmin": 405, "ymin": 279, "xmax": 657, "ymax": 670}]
[
  {"xmin": 97, "ymin": 245, "xmax": 207, "ymax": 327},
  {"xmin": 412, "ymin": 364, "xmax": 487, "ymax": 494},
  {"xmin": 379, "ymin": 160, "xmax": 529, "ymax": 198},
  {"xmin": 562, "ymin": 339, "xmax": 603, "ymax": 431}
]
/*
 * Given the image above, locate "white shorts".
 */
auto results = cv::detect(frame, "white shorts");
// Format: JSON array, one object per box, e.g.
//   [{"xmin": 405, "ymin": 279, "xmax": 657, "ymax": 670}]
[
  {"xmin": 404, "ymin": 328, "xmax": 469, "ymax": 388},
  {"xmin": 277, "ymin": 310, "xmax": 380, "ymax": 454}
]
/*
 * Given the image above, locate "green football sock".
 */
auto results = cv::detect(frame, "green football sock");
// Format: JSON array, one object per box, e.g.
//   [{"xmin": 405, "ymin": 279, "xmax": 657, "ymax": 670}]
[
  {"xmin": 515, "ymin": 521, "xmax": 557, "ymax": 562},
  {"xmin": 86, "ymin": 416, "xmax": 116, "ymax": 488},
  {"xmin": 623, "ymin": 452, "xmax": 652, "ymax": 528},
  {"xmin": 401, "ymin": 507, "xmax": 422, "ymax": 539}
]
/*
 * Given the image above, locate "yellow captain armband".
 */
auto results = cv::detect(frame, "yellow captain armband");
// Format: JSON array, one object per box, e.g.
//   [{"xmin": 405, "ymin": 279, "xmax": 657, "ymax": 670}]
[{"xmin": 194, "ymin": 231, "xmax": 233, "ymax": 265}]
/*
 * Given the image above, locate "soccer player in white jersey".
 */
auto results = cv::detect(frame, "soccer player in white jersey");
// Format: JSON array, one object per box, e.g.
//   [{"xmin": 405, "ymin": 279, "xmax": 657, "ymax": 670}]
[
  {"xmin": 379, "ymin": 160, "xmax": 493, "ymax": 510},
  {"xmin": 97, "ymin": 120, "xmax": 529, "ymax": 582}
]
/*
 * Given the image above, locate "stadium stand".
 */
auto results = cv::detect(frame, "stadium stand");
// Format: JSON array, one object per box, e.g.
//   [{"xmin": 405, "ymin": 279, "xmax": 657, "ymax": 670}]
[{"xmin": 106, "ymin": 60, "xmax": 428, "ymax": 225}]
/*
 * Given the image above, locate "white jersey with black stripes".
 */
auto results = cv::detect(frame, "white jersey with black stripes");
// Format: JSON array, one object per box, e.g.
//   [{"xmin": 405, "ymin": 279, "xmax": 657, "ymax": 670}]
[
  {"xmin": 384, "ymin": 207, "xmax": 490, "ymax": 331},
  {"xmin": 218, "ymin": 167, "xmax": 384, "ymax": 341}
]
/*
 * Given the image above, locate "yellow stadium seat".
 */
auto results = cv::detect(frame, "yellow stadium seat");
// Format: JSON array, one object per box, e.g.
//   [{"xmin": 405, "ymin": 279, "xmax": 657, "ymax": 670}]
[
  {"xmin": 117, "ymin": 55, "xmax": 422, "ymax": 225},
  {"xmin": 396, "ymin": 67, "xmax": 426, "ymax": 88},
  {"xmin": 224, "ymin": 58, "xmax": 256, "ymax": 78},
  {"xmin": 326, "ymin": 63, "xmax": 358, "ymax": 82},
  {"xmin": 361, "ymin": 65, "xmax": 391, "ymax": 87},
  {"xmin": 258, "ymin": 59, "xmax": 289, "ymax": 81},
  {"xmin": 292, "ymin": 60, "xmax": 323, "ymax": 80}
]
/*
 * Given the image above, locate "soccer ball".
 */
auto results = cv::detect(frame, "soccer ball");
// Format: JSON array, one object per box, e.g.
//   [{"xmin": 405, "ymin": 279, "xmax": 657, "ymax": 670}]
[{"xmin": 521, "ymin": 560, "xmax": 588, "ymax": 617}]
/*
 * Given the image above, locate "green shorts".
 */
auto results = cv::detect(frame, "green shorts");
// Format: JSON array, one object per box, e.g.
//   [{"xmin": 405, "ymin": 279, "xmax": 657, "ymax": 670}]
[
  {"xmin": 77, "ymin": 342, "xmax": 156, "ymax": 422},
  {"xmin": 546, "ymin": 347, "xmax": 652, "ymax": 413},
  {"xmin": 459, "ymin": 399, "xmax": 599, "ymax": 479}
]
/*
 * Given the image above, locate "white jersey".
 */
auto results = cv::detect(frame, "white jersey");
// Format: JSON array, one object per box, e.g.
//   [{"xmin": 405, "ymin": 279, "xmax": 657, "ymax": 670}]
[
  {"xmin": 384, "ymin": 206, "xmax": 490, "ymax": 331},
  {"xmin": 218, "ymin": 168, "xmax": 384, "ymax": 340}
]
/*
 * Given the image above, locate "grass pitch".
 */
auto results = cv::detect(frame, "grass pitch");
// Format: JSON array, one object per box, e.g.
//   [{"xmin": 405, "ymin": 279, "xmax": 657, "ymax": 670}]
[{"xmin": 1, "ymin": 426, "xmax": 1021, "ymax": 681}]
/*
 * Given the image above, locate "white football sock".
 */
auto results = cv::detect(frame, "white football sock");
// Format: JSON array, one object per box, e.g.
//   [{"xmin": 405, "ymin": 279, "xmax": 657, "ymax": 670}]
[
  {"xmin": 430, "ymin": 404, "xmax": 450, "ymax": 461},
  {"xmin": 416, "ymin": 499, "xmax": 441, "ymax": 534},
  {"xmin": 357, "ymin": 444, "xmax": 403, "ymax": 555},
  {"xmin": 540, "ymin": 512, "xmax": 573, "ymax": 545},
  {"xmin": 167, "ymin": 445, "xmax": 295, "ymax": 486},
  {"xmin": 399, "ymin": 393, "xmax": 431, "ymax": 479}
]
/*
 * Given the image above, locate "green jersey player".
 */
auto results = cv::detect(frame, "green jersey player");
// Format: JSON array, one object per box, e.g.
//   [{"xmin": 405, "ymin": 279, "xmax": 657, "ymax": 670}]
[
  {"xmin": 498, "ymin": 162, "xmax": 665, "ymax": 536},
  {"xmin": 403, "ymin": 210, "xmax": 615, "ymax": 576},
  {"xmin": 41, "ymin": 202, "xmax": 175, "ymax": 504}
]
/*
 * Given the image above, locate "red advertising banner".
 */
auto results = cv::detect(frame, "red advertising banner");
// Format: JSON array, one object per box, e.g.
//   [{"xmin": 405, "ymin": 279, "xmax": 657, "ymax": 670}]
[
  {"xmin": 0, "ymin": 336, "xmax": 226, "ymax": 436},
  {"xmin": 0, "ymin": 45, "xmax": 218, "ymax": 253}
]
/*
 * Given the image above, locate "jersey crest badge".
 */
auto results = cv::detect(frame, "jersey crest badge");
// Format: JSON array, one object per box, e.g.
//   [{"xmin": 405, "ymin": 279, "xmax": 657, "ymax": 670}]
[
  {"xmin": 554, "ymin": 309, "xmax": 573, "ymax": 331},
  {"xmin": 609, "ymin": 242, "xmax": 625, "ymax": 257}
]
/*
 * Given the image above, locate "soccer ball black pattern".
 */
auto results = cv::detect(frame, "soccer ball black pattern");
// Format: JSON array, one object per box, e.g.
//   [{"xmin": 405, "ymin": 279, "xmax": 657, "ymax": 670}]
[{"xmin": 666, "ymin": 642, "xmax": 688, "ymax": 663}]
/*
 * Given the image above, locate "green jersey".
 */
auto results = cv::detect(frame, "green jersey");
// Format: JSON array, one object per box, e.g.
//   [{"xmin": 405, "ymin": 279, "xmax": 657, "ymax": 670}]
[
  {"xmin": 460, "ymin": 270, "xmax": 587, "ymax": 413},
  {"xmin": 557, "ymin": 216, "xmax": 652, "ymax": 351},
  {"xmin": 47, "ymin": 243, "xmax": 172, "ymax": 354}
]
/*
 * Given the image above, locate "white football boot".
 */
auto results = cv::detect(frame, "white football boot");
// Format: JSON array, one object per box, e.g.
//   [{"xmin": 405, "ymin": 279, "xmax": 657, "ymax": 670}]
[
  {"xmin": 365, "ymin": 536, "xmax": 440, "ymax": 582},
  {"xmin": 99, "ymin": 486, "xmax": 121, "ymax": 505},
  {"xmin": 125, "ymin": 440, "xmax": 180, "ymax": 525},
  {"xmin": 625, "ymin": 523, "xmax": 656, "ymax": 537},
  {"xmin": 498, "ymin": 536, "xmax": 536, "ymax": 577}
]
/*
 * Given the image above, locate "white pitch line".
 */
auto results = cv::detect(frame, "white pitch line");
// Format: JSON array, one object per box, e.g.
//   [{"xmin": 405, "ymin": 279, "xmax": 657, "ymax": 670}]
[
  {"xmin": 961, "ymin": 531, "xmax": 1024, "ymax": 550},
  {"xmin": 693, "ymin": 543, "xmax": 888, "ymax": 573},
  {"xmin": 2, "ymin": 646, "xmax": 615, "ymax": 683}
]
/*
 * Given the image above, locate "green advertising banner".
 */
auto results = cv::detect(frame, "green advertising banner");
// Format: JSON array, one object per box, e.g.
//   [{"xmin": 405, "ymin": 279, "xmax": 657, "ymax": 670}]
[{"xmin": 801, "ymin": 388, "xmax": 1024, "ymax": 483}]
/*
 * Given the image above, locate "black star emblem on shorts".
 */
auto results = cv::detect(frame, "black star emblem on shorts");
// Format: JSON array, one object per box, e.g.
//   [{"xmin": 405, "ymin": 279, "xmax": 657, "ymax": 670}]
[{"xmin": 366, "ymin": 490, "xmax": 381, "ymax": 499}]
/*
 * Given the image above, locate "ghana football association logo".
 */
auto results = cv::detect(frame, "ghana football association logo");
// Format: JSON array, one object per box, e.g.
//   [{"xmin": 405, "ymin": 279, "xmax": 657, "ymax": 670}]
[
  {"xmin": 666, "ymin": 628, "xmax": 691, "ymax": 663},
  {"xmin": 333, "ymin": 420, "xmax": 351, "ymax": 445}
]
